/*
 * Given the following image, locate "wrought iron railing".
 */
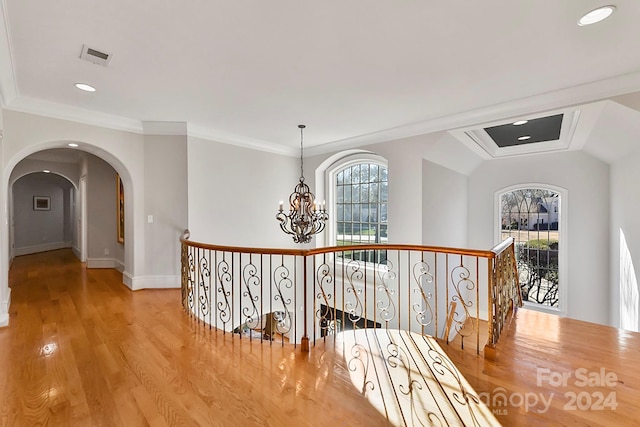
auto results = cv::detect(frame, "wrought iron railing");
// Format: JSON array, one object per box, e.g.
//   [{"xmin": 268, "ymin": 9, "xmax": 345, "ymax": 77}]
[
  {"xmin": 180, "ymin": 231, "xmax": 521, "ymax": 356},
  {"xmin": 486, "ymin": 237, "xmax": 523, "ymax": 351}
]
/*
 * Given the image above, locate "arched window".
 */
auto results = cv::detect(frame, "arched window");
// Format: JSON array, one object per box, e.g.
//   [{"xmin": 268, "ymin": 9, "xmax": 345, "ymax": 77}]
[
  {"xmin": 497, "ymin": 185, "xmax": 566, "ymax": 313},
  {"xmin": 322, "ymin": 153, "xmax": 388, "ymax": 262}
]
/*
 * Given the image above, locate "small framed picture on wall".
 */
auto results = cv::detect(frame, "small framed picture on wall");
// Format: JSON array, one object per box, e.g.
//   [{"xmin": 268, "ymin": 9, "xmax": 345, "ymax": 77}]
[{"xmin": 33, "ymin": 196, "xmax": 51, "ymax": 211}]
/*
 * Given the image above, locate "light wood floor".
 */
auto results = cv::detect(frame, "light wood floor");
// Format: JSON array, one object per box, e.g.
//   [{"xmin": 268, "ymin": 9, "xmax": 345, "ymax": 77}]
[
  {"xmin": 2, "ymin": 250, "xmax": 639, "ymax": 426},
  {"xmin": 1, "ymin": 250, "xmax": 392, "ymax": 426},
  {"xmin": 443, "ymin": 310, "xmax": 640, "ymax": 426}
]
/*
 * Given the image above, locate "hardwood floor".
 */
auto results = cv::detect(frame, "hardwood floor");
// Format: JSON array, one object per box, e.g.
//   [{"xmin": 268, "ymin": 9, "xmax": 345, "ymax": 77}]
[
  {"xmin": 443, "ymin": 311, "xmax": 640, "ymax": 426},
  {"xmin": 0, "ymin": 250, "xmax": 391, "ymax": 426},
  {"xmin": 1, "ymin": 249, "xmax": 639, "ymax": 426}
]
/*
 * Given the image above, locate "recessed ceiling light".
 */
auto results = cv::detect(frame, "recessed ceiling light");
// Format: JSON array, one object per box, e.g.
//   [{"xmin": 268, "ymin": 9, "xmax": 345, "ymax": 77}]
[
  {"xmin": 578, "ymin": 5, "xmax": 615, "ymax": 26},
  {"xmin": 518, "ymin": 136, "xmax": 532, "ymax": 141},
  {"xmin": 74, "ymin": 83, "xmax": 96, "ymax": 92},
  {"xmin": 43, "ymin": 170, "xmax": 50, "ymax": 173},
  {"xmin": 68, "ymin": 143, "xmax": 79, "ymax": 148},
  {"xmin": 513, "ymin": 120, "xmax": 528, "ymax": 126}
]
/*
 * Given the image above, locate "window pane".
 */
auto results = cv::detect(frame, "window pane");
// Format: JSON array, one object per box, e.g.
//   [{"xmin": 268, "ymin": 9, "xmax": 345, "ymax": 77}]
[
  {"xmin": 344, "ymin": 205, "xmax": 352, "ymax": 221},
  {"xmin": 343, "ymin": 223, "xmax": 352, "ymax": 235},
  {"xmin": 343, "ymin": 167, "xmax": 351, "ymax": 184},
  {"xmin": 333, "ymin": 162, "xmax": 388, "ymax": 263},
  {"xmin": 361, "ymin": 164, "xmax": 369, "ymax": 183},
  {"xmin": 360, "ymin": 204, "xmax": 368, "ymax": 222},
  {"xmin": 361, "ymin": 183, "xmax": 369, "ymax": 203},
  {"xmin": 352, "ymin": 165, "xmax": 360, "ymax": 184},
  {"xmin": 337, "ymin": 204, "xmax": 344, "ymax": 221},
  {"xmin": 369, "ymin": 204, "xmax": 378, "ymax": 222},
  {"xmin": 370, "ymin": 164, "xmax": 379, "ymax": 182},
  {"xmin": 369, "ymin": 182, "xmax": 378, "ymax": 202},
  {"xmin": 353, "ymin": 183, "xmax": 360, "ymax": 203}
]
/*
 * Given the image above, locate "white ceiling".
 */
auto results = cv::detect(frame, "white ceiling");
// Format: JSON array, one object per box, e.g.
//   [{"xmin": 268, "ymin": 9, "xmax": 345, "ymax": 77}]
[{"xmin": 2, "ymin": 1, "xmax": 640, "ymax": 157}]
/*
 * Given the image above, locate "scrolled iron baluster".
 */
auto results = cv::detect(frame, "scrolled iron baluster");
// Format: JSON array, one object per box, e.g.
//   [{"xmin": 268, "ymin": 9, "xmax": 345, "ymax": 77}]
[
  {"xmin": 345, "ymin": 260, "xmax": 364, "ymax": 325},
  {"xmin": 187, "ymin": 251, "xmax": 196, "ymax": 312},
  {"xmin": 198, "ymin": 254, "xmax": 211, "ymax": 316},
  {"xmin": 242, "ymin": 262, "xmax": 261, "ymax": 330},
  {"xmin": 376, "ymin": 260, "xmax": 396, "ymax": 323},
  {"xmin": 450, "ymin": 263, "xmax": 477, "ymax": 338},
  {"xmin": 412, "ymin": 260, "xmax": 435, "ymax": 328},
  {"xmin": 315, "ymin": 262, "xmax": 334, "ymax": 335},
  {"xmin": 216, "ymin": 257, "xmax": 232, "ymax": 326},
  {"xmin": 273, "ymin": 264, "xmax": 293, "ymax": 335}
]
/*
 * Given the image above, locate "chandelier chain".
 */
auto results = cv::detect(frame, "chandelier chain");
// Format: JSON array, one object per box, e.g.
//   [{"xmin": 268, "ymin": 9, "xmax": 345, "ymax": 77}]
[{"xmin": 299, "ymin": 124, "xmax": 305, "ymax": 181}]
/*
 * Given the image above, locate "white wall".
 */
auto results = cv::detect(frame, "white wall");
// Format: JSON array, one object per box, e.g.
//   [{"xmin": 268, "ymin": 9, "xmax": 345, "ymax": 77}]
[
  {"xmin": 422, "ymin": 159, "xmax": 468, "ymax": 248},
  {"xmin": 86, "ymin": 154, "xmax": 124, "ymax": 269},
  {"xmin": 610, "ymin": 148, "xmax": 640, "ymax": 330},
  {"xmin": 468, "ymin": 150, "xmax": 610, "ymax": 325},
  {"xmin": 13, "ymin": 172, "xmax": 73, "ymax": 255},
  {"xmin": 143, "ymin": 134, "xmax": 188, "ymax": 283},
  {"xmin": 187, "ymin": 136, "xmax": 298, "ymax": 248},
  {"xmin": 0, "ymin": 107, "xmax": 5, "ymax": 326}
]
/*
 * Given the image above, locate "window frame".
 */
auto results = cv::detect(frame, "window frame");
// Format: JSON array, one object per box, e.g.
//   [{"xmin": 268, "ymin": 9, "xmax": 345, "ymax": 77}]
[
  {"xmin": 322, "ymin": 152, "xmax": 389, "ymax": 252},
  {"xmin": 495, "ymin": 183, "xmax": 568, "ymax": 316}
]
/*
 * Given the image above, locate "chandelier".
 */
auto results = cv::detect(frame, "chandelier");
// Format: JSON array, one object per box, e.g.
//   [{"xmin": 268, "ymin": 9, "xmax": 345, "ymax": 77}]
[{"xmin": 277, "ymin": 125, "xmax": 328, "ymax": 243}]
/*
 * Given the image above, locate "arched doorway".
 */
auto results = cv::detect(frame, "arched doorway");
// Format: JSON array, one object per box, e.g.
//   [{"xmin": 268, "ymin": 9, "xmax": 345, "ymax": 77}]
[
  {"xmin": 1, "ymin": 141, "xmax": 140, "ymax": 300},
  {"xmin": 10, "ymin": 171, "xmax": 77, "ymax": 259},
  {"xmin": 8, "ymin": 148, "xmax": 127, "ymax": 273}
]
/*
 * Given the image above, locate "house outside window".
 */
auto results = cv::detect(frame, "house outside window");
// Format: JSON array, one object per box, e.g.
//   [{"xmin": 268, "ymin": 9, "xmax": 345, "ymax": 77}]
[{"xmin": 499, "ymin": 186, "xmax": 564, "ymax": 311}]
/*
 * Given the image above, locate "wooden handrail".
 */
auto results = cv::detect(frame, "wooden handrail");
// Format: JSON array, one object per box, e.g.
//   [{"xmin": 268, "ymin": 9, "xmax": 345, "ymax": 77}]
[
  {"xmin": 491, "ymin": 236, "xmax": 515, "ymax": 256},
  {"xmin": 180, "ymin": 229, "xmax": 497, "ymax": 259}
]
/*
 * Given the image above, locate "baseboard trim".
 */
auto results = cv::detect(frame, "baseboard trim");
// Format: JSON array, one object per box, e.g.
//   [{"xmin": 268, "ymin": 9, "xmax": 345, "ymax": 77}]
[
  {"xmin": 0, "ymin": 313, "xmax": 8, "ymax": 327},
  {"xmin": 122, "ymin": 272, "xmax": 180, "ymax": 291},
  {"xmin": 0, "ymin": 288, "xmax": 10, "ymax": 327},
  {"xmin": 15, "ymin": 241, "xmax": 71, "ymax": 256}
]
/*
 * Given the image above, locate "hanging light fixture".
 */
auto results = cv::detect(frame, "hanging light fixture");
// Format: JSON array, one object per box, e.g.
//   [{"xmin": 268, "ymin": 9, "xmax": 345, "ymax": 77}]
[{"xmin": 277, "ymin": 125, "xmax": 328, "ymax": 243}]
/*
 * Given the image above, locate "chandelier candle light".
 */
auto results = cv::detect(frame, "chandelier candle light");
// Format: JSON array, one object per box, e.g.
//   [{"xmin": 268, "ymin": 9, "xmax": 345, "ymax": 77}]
[{"xmin": 277, "ymin": 125, "xmax": 328, "ymax": 243}]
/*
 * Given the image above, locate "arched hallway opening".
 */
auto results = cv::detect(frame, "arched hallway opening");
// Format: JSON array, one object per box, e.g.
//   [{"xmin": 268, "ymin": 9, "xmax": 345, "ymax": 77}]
[{"xmin": 7, "ymin": 147, "xmax": 129, "ymax": 273}]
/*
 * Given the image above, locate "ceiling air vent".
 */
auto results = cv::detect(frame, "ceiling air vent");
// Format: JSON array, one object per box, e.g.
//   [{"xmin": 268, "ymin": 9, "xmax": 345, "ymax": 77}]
[{"xmin": 79, "ymin": 45, "xmax": 112, "ymax": 66}]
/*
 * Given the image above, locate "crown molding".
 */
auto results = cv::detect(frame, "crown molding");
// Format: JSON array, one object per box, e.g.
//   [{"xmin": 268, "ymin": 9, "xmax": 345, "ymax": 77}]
[
  {"xmin": 187, "ymin": 123, "xmax": 298, "ymax": 157},
  {"xmin": 6, "ymin": 96, "xmax": 143, "ymax": 133},
  {"xmin": 142, "ymin": 121, "xmax": 188, "ymax": 136},
  {"xmin": 305, "ymin": 70, "xmax": 640, "ymax": 157},
  {"xmin": 3, "ymin": 68, "xmax": 640, "ymax": 159}
]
